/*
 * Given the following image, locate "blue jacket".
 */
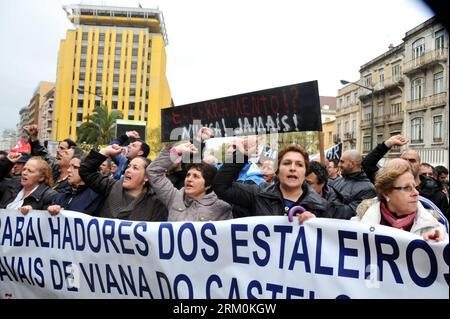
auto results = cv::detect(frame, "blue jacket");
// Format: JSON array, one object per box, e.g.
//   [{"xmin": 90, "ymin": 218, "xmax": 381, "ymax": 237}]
[{"xmin": 52, "ymin": 185, "xmax": 104, "ymax": 216}]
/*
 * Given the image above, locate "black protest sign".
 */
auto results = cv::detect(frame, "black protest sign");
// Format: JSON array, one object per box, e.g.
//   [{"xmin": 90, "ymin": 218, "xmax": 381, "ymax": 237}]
[
  {"xmin": 161, "ymin": 81, "xmax": 322, "ymax": 142},
  {"xmin": 325, "ymin": 143, "xmax": 342, "ymax": 161}
]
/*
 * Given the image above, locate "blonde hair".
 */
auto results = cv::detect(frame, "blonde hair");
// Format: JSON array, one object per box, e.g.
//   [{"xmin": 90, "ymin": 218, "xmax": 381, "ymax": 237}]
[
  {"xmin": 29, "ymin": 157, "xmax": 54, "ymax": 187},
  {"xmin": 374, "ymin": 161, "xmax": 412, "ymax": 203}
]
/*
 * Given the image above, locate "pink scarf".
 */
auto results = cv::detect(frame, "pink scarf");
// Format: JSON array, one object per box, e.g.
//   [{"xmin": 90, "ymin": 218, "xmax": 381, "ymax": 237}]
[{"xmin": 380, "ymin": 202, "xmax": 416, "ymax": 230}]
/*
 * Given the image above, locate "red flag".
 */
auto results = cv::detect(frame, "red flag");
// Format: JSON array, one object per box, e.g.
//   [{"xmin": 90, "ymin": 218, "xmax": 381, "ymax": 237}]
[{"xmin": 10, "ymin": 138, "xmax": 31, "ymax": 154}]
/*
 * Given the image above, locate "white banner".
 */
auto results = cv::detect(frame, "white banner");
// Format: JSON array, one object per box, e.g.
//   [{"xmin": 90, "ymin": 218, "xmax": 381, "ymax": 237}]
[{"xmin": 0, "ymin": 209, "xmax": 448, "ymax": 299}]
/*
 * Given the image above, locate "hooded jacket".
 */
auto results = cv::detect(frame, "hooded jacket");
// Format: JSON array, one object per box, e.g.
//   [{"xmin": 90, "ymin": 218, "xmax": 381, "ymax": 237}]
[{"xmin": 147, "ymin": 147, "xmax": 232, "ymax": 221}]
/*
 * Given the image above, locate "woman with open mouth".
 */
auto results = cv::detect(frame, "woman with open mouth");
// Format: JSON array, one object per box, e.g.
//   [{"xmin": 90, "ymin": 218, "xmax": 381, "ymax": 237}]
[{"xmin": 147, "ymin": 142, "xmax": 232, "ymax": 222}]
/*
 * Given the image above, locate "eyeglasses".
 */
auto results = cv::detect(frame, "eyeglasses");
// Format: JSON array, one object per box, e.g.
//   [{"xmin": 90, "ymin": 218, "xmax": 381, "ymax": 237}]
[{"xmin": 392, "ymin": 185, "xmax": 417, "ymax": 192}]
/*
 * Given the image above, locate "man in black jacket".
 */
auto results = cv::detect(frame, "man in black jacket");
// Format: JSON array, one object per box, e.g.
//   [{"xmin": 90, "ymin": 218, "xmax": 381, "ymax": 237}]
[{"xmin": 330, "ymin": 150, "xmax": 376, "ymax": 219}]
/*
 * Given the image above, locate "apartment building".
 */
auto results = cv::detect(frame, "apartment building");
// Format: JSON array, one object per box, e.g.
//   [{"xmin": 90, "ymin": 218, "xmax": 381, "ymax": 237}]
[
  {"xmin": 402, "ymin": 17, "xmax": 448, "ymax": 167},
  {"xmin": 54, "ymin": 4, "xmax": 172, "ymax": 150}
]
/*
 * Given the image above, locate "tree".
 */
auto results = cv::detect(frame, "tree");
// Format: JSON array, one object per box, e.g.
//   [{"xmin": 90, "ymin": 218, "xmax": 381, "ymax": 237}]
[
  {"xmin": 277, "ymin": 131, "xmax": 319, "ymax": 154},
  {"xmin": 76, "ymin": 104, "xmax": 123, "ymax": 147}
]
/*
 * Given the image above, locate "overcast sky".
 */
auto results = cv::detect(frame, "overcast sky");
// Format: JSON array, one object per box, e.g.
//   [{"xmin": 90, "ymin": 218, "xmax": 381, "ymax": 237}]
[{"xmin": 0, "ymin": 0, "xmax": 434, "ymax": 132}]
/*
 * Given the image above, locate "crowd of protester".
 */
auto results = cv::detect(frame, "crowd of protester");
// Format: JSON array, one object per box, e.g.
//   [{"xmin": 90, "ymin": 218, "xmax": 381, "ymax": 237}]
[{"xmin": 0, "ymin": 126, "xmax": 448, "ymax": 243}]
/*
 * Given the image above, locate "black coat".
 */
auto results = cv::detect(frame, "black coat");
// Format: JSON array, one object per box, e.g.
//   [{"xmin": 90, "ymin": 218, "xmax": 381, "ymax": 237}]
[
  {"xmin": 213, "ymin": 159, "xmax": 328, "ymax": 218},
  {"xmin": 52, "ymin": 185, "xmax": 104, "ymax": 216},
  {"xmin": 0, "ymin": 182, "xmax": 58, "ymax": 210},
  {"xmin": 329, "ymin": 171, "xmax": 377, "ymax": 219},
  {"xmin": 419, "ymin": 175, "xmax": 449, "ymax": 215}
]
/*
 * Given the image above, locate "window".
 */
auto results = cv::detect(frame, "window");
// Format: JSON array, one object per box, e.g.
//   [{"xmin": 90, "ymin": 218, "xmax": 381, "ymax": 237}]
[
  {"xmin": 433, "ymin": 115, "xmax": 442, "ymax": 142},
  {"xmin": 363, "ymin": 136, "xmax": 371, "ymax": 152},
  {"xmin": 81, "ymin": 46, "xmax": 87, "ymax": 54},
  {"xmin": 351, "ymin": 120, "xmax": 356, "ymax": 136},
  {"xmin": 392, "ymin": 63, "xmax": 401, "ymax": 81},
  {"xmin": 434, "ymin": 71, "xmax": 444, "ymax": 94},
  {"xmin": 364, "ymin": 75, "xmax": 372, "ymax": 89},
  {"xmin": 435, "ymin": 29, "xmax": 445, "ymax": 53},
  {"xmin": 99, "ymin": 33, "xmax": 105, "ymax": 42},
  {"xmin": 337, "ymin": 123, "xmax": 341, "ymax": 138},
  {"xmin": 77, "ymin": 113, "xmax": 83, "ymax": 121},
  {"xmin": 412, "ymin": 38, "xmax": 425, "ymax": 65},
  {"xmin": 379, "ymin": 68, "xmax": 384, "ymax": 88},
  {"xmin": 410, "ymin": 117, "xmax": 423, "ymax": 142},
  {"xmin": 353, "ymin": 92, "xmax": 358, "ymax": 103},
  {"xmin": 377, "ymin": 103, "xmax": 384, "ymax": 117},
  {"xmin": 411, "ymin": 77, "xmax": 424, "ymax": 100},
  {"xmin": 346, "ymin": 95, "xmax": 350, "ymax": 106},
  {"xmin": 390, "ymin": 103, "xmax": 401, "ymax": 115},
  {"xmin": 344, "ymin": 121, "xmax": 349, "ymax": 133},
  {"xmin": 364, "ymin": 106, "xmax": 372, "ymax": 121}
]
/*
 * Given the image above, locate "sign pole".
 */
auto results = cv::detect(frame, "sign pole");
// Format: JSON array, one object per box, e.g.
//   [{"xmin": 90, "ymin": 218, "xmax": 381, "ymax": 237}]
[{"xmin": 319, "ymin": 131, "xmax": 325, "ymax": 165}]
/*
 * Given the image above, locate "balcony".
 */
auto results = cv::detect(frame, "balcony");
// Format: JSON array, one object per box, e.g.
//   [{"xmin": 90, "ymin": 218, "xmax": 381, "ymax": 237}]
[
  {"xmin": 403, "ymin": 48, "xmax": 448, "ymax": 75},
  {"xmin": 361, "ymin": 117, "xmax": 372, "ymax": 128},
  {"xmin": 343, "ymin": 132, "xmax": 356, "ymax": 141},
  {"xmin": 384, "ymin": 112, "xmax": 403, "ymax": 124},
  {"xmin": 373, "ymin": 115, "xmax": 385, "ymax": 126},
  {"xmin": 406, "ymin": 92, "xmax": 447, "ymax": 112},
  {"xmin": 373, "ymin": 77, "xmax": 404, "ymax": 92}
]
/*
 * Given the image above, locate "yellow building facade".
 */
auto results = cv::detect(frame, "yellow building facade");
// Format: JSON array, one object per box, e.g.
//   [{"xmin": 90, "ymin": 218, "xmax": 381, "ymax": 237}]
[{"xmin": 55, "ymin": 4, "xmax": 171, "ymax": 152}]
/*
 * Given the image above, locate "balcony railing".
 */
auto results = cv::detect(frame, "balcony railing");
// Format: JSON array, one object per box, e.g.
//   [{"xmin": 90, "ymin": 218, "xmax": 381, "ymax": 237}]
[
  {"xmin": 373, "ymin": 77, "xmax": 404, "ymax": 92},
  {"xmin": 343, "ymin": 132, "xmax": 356, "ymax": 141},
  {"xmin": 361, "ymin": 117, "xmax": 372, "ymax": 127},
  {"xmin": 403, "ymin": 48, "xmax": 448, "ymax": 74},
  {"xmin": 374, "ymin": 115, "xmax": 385, "ymax": 125},
  {"xmin": 406, "ymin": 92, "xmax": 447, "ymax": 111},
  {"xmin": 384, "ymin": 112, "xmax": 403, "ymax": 123}
]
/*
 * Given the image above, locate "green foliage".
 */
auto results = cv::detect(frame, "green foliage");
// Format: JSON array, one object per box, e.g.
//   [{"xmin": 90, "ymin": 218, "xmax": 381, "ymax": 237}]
[
  {"xmin": 76, "ymin": 104, "xmax": 123, "ymax": 147},
  {"xmin": 277, "ymin": 132, "xmax": 319, "ymax": 154}
]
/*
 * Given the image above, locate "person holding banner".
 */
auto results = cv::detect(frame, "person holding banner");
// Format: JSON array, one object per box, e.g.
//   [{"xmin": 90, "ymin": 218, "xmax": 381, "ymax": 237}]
[
  {"xmin": 213, "ymin": 138, "xmax": 327, "ymax": 220},
  {"xmin": 147, "ymin": 143, "xmax": 232, "ymax": 221},
  {"xmin": 353, "ymin": 159, "xmax": 448, "ymax": 242},
  {"xmin": 0, "ymin": 154, "xmax": 57, "ymax": 214},
  {"xmin": 78, "ymin": 145, "xmax": 168, "ymax": 221},
  {"xmin": 47, "ymin": 148, "xmax": 104, "ymax": 216}
]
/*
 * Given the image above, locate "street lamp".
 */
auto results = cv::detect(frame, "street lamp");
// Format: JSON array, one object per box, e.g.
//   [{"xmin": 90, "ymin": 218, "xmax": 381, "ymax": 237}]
[{"xmin": 340, "ymin": 79, "xmax": 375, "ymax": 151}]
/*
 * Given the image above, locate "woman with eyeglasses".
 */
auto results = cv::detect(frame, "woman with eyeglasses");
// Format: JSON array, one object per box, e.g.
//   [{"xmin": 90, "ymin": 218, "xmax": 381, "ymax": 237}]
[{"xmin": 353, "ymin": 159, "xmax": 448, "ymax": 242}]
